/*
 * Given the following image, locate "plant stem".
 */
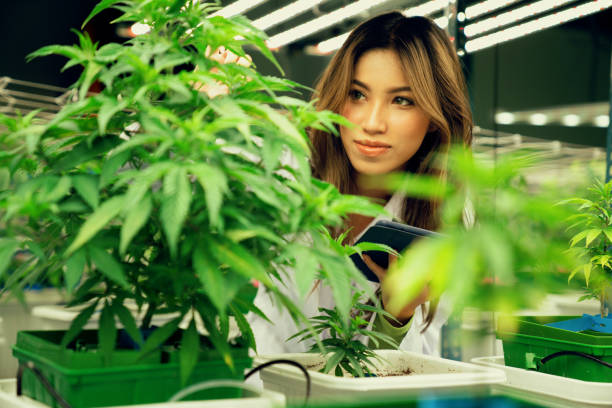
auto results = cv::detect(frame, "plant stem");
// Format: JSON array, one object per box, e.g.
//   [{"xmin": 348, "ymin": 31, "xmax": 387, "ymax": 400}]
[{"xmin": 141, "ymin": 302, "xmax": 157, "ymax": 330}]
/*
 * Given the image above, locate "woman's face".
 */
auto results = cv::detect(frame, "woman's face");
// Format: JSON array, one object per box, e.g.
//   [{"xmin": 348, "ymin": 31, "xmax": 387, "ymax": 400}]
[{"xmin": 340, "ymin": 48, "xmax": 431, "ymax": 176}]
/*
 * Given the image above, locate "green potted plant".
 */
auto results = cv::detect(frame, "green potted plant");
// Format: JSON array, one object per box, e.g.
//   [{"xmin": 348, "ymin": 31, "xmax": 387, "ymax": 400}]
[
  {"xmin": 0, "ymin": 0, "xmax": 383, "ymax": 406},
  {"xmin": 495, "ymin": 178, "xmax": 612, "ymax": 384},
  {"xmin": 564, "ymin": 178, "xmax": 612, "ymax": 317}
]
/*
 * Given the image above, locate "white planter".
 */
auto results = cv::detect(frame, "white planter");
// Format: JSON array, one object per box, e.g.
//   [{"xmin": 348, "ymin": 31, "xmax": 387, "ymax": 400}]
[
  {"xmin": 0, "ymin": 379, "xmax": 285, "ymax": 408},
  {"xmin": 256, "ymin": 350, "xmax": 505, "ymax": 404},
  {"xmin": 471, "ymin": 356, "xmax": 612, "ymax": 407}
]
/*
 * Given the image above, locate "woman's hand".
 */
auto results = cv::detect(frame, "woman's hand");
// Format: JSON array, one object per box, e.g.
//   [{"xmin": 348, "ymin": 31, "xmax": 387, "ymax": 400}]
[
  {"xmin": 194, "ymin": 46, "xmax": 252, "ymax": 98},
  {"xmin": 362, "ymin": 253, "xmax": 430, "ymax": 326}
]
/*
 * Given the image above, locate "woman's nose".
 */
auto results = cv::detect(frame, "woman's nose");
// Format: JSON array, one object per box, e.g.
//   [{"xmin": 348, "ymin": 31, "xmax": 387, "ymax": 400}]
[{"xmin": 361, "ymin": 102, "xmax": 386, "ymax": 135}]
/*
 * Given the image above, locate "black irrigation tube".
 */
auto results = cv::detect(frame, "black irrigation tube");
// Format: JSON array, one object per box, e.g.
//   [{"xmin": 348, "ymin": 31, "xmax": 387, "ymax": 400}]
[
  {"xmin": 244, "ymin": 358, "xmax": 311, "ymax": 407},
  {"xmin": 17, "ymin": 362, "xmax": 72, "ymax": 408},
  {"xmin": 538, "ymin": 350, "xmax": 612, "ymax": 369}
]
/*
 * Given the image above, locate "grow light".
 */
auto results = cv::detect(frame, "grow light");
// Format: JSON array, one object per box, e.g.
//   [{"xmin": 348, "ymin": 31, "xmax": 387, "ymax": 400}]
[
  {"xmin": 252, "ymin": 0, "xmax": 325, "ymax": 31},
  {"xmin": 464, "ymin": 0, "xmax": 576, "ymax": 38},
  {"xmin": 465, "ymin": 0, "xmax": 612, "ymax": 53}
]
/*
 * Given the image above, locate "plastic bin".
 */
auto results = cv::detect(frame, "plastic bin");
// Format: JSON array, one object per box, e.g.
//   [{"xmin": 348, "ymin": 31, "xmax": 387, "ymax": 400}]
[
  {"xmin": 0, "ymin": 379, "xmax": 286, "ymax": 408},
  {"xmin": 12, "ymin": 330, "xmax": 252, "ymax": 408},
  {"xmin": 497, "ymin": 315, "xmax": 612, "ymax": 382},
  {"xmin": 472, "ymin": 356, "xmax": 612, "ymax": 407},
  {"xmin": 256, "ymin": 350, "xmax": 506, "ymax": 405}
]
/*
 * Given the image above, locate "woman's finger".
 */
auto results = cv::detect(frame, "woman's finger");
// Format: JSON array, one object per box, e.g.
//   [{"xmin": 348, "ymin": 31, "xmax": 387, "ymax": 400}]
[{"xmin": 362, "ymin": 254, "xmax": 387, "ymax": 282}]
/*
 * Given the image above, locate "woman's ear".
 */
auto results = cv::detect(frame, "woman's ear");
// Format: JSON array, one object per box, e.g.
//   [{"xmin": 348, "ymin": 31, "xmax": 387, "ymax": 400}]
[{"xmin": 428, "ymin": 121, "xmax": 438, "ymax": 133}]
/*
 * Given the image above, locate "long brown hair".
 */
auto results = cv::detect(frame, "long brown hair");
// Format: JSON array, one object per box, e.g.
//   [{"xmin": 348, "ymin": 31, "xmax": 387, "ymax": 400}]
[
  {"xmin": 310, "ymin": 12, "xmax": 473, "ymax": 329},
  {"xmin": 310, "ymin": 12, "xmax": 473, "ymax": 231}
]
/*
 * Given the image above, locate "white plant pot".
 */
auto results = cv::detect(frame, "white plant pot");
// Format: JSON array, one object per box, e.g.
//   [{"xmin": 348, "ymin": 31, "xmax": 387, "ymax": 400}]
[
  {"xmin": 471, "ymin": 356, "xmax": 612, "ymax": 407},
  {"xmin": 256, "ymin": 350, "xmax": 505, "ymax": 404},
  {"xmin": 0, "ymin": 379, "xmax": 285, "ymax": 408}
]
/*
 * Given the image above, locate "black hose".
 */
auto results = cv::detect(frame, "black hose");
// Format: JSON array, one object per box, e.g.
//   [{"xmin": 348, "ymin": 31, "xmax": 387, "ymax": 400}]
[
  {"xmin": 538, "ymin": 350, "xmax": 612, "ymax": 370},
  {"xmin": 17, "ymin": 362, "xmax": 72, "ymax": 408},
  {"xmin": 244, "ymin": 359, "xmax": 311, "ymax": 407}
]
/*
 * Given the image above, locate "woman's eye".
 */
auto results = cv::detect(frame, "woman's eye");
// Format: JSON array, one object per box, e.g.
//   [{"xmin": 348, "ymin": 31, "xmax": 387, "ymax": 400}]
[
  {"xmin": 349, "ymin": 89, "xmax": 365, "ymax": 101},
  {"xmin": 394, "ymin": 96, "xmax": 414, "ymax": 106}
]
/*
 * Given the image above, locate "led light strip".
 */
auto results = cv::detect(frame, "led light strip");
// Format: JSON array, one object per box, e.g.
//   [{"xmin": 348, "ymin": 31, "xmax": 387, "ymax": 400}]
[
  {"xmin": 464, "ymin": 0, "xmax": 575, "ymax": 38},
  {"xmin": 252, "ymin": 0, "xmax": 326, "ymax": 31},
  {"xmin": 267, "ymin": 0, "xmax": 388, "ymax": 49},
  {"xmin": 211, "ymin": 0, "xmax": 267, "ymax": 18},
  {"xmin": 465, "ymin": 0, "xmax": 612, "ymax": 53},
  {"xmin": 465, "ymin": 0, "xmax": 523, "ymax": 20},
  {"xmin": 315, "ymin": 0, "xmax": 449, "ymax": 54},
  {"xmin": 403, "ymin": 0, "xmax": 449, "ymax": 17}
]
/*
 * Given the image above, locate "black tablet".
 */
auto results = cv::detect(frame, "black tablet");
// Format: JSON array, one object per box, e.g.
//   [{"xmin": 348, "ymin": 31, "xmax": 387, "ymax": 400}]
[{"xmin": 349, "ymin": 220, "xmax": 440, "ymax": 282}]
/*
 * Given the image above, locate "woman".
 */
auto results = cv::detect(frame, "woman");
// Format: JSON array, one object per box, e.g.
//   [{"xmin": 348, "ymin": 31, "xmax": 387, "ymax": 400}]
[{"xmin": 250, "ymin": 12, "xmax": 473, "ymax": 355}]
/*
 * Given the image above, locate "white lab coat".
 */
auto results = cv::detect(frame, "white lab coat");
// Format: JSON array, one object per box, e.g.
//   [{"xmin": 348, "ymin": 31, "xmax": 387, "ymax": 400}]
[{"xmin": 249, "ymin": 192, "xmax": 451, "ymax": 356}]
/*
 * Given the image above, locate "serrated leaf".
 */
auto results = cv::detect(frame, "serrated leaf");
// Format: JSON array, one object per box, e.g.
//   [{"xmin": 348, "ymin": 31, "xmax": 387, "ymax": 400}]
[
  {"xmin": 66, "ymin": 195, "xmax": 125, "ymax": 255},
  {"xmin": 96, "ymin": 43, "xmax": 123, "ymax": 62},
  {"xmin": 603, "ymin": 229, "xmax": 612, "ymax": 243},
  {"xmin": 89, "ymin": 246, "xmax": 129, "ymax": 288},
  {"xmin": 82, "ymin": 0, "xmax": 122, "ymax": 28},
  {"xmin": 113, "ymin": 302, "xmax": 143, "ymax": 347},
  {"xmin": 160, "ymin": 167, "xmax": 191, "ymax": 258},
  {"xmin": 42, "ymin": 176, "xmax": 72, "ymax": 203},
  {"xmin": 99, "ymin": 303, "xmax": 117, "ymax": 363},
  {"xmin": 323, "ymin": 350, "xmax": 346, "ymax": 374},
  {"xmin": 61, "ymin": 300, "xmax": 99, "ymax": 347},
  {"xmin": 196, "ymin": 306, "xmax": 233, "ymax": 370},
  {"xmin": 570, "ymin": 230, "xmax": 588, "ymax": 248},
  {"xmin": 64, "ymin": 248, "xmax": 86, "ymax": 291},
  {"xmin": 583, "ymin": 263, "xmax": 592, "ymax": 285},
  {"xmin": 193, "ymin": 243, "xmax": 227, "ymax": 313},
  {"xmin": 230, "ymin": 304, "xmax": 256, "ymax": 352},
  {"xmin": 72, "ymin": 174, "xmax": 99, "ymax": 209},
  {"xmin": 100, "ymin": 149, "xmax": 130, "ymax": 188},
  {"xmin": 585, "ymin": 229, "xmax": 602, "ymax": 247},
  {"xmin": 189, "ymin": 164, "xmax": 227, "ymax": 228},
  {"xmin": 0, "ymin": 238, "xmax": 20, "ymax": 278},
  {"xmin": 179, "ymin": 319, "xmax": 200, "ymax": 385},
  {"xmin": 98, "ymin": 97, "xmax": 128, "ymax": 134},
  {"xmin": 137, "ymin": 317, "xmax": 182, "ymax": 360},
  {"xmin": 120, "ymin": 193, "xmax": 152, "ymax": 255},
  {"xmin": 290, "ymin": 245, "xmax": 319, "ymax": 297},
  {"xmin": 209, "ymin": 238, "xmax": 272, "ymax": 287}
]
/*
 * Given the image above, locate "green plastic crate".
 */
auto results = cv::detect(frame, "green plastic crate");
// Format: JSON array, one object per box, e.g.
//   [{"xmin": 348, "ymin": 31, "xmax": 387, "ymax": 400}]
[
  {"xmin": 12, "ymin": 330, "xmax": 252, "ymax": 408},
  {"xmin": 497, "ymin": 315, "xmax": 612, "ymax": 382}
]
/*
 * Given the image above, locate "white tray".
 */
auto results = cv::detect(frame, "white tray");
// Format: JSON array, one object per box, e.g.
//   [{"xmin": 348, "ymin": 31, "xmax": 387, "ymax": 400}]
[
  {"xmin": 0, "ymin": 379, "xmax": 285, "ymax": 408},
  {"xmin": 256, "ymin": 350, "xmax": 505, "ymax": 403},
  {"xmin": 471, "ymin": 356, "xmax": 612, "ymax": 407}
]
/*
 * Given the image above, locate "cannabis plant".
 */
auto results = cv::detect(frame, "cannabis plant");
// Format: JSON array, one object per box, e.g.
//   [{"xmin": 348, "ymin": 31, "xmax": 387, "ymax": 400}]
[
  {"xmin": 289, "ymin": 292, "xmax": 399, "ymax": 378},
  {"xmin": 0, "ymin": 0, "xmax": 382, "ymax": 384},
  {"xmin": 560, "ymin": 178, "xmax": 612, "ymax": 317},
  {"xmin": 381, "ymin": 148, "xmax": 577, "ymax": 315}
]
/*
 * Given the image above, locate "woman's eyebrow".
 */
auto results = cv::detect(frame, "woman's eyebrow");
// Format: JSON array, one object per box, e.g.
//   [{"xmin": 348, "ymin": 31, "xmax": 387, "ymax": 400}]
[{"xmin": 351, "ymin": 80, "xmax": 411, "ymax": 93}]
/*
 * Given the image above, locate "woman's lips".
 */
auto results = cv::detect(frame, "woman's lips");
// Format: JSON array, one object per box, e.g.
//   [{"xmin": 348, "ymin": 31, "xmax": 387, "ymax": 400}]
[{"xmin": 354, "ymin": 140, "xmax": 391, "ymax": 157}]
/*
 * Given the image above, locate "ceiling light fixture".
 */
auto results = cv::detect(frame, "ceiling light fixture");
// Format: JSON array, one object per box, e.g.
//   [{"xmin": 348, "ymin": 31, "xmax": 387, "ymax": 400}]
[
  {"xmin": 465, "ymin": 0, "xmax": 522, "ymax": 20},
  {"xmin": 561, "ymin": 114, "xmax": 581, "ymax": 127},
  {"xmin": 267, "ymin": 0, "xmax": 392, "ymax": 49},
  {"xmin": 594, "ymin": 115, "xmax": 610, "ymax": 128},
  {"xmin": 465, "ymin": 0, "xmax": 612, "ymax": 53},
  {"xmin": 211, "ymin": 0, "xmax": 267, "ymax": 18},
  {"xmin": 528, "ymin": 113, "xmax": 548, "ymax": 126},
  {"xmin": 464, "ymin": 0, "xmax": 575, "ymax": 38},
  {"xmin": 495, "ymin": 112, "xmax": 515, "ymax": 125},
  {"xmin": 313, "ymin": 0, "xmax": 448, "ymax": 54},
  {"xmin": 252, "ymin": 0, "xmax": 325, "ymax": 31},
  {"xmin": 404, "ymin": 0, "xmax": 449, "ymax": 17}
]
